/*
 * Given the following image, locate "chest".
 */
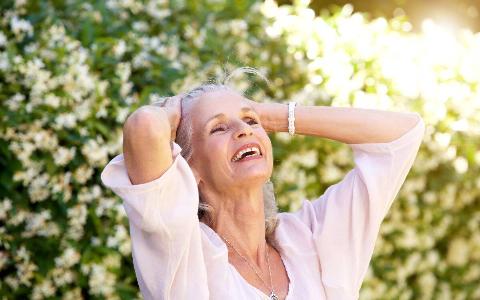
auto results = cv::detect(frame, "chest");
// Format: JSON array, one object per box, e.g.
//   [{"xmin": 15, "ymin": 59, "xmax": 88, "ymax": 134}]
[{"xmin": 229, "ymin": 252, "xmax": 289, "ymax": 300}]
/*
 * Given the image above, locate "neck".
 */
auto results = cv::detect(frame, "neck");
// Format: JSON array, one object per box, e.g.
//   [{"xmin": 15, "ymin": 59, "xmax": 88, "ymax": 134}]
[{"xmin": 201, "ymin": 184, "xmax": 267, "ymax": 264}]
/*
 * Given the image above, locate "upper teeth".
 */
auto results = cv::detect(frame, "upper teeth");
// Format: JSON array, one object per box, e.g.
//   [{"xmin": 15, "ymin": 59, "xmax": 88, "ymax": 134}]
[{"xmin": 232, "ymin": 147, "xmax": 261, "ymax": 162}]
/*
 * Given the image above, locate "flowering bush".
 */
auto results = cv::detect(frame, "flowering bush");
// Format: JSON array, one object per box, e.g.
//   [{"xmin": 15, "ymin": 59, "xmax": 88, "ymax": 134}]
[
  {"xmin": 263, "ymin": 2, "xmax": 480, "ymax": 299},
  {"xmin": 0, "ymin": 0, "xmax": 479, "ymax": 299}
]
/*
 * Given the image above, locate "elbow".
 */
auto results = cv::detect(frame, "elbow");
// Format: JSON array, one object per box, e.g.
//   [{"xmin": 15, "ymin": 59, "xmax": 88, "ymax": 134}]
[
  {"xmin": 402, "ymin": 112, "xmax": 424, "ymax": 134},
  {"xmin": 385, "ymin": 112, "xmax": 424, "ymax": 143},
  {"xmin": 412, "ymin": 112, "xmax": 423, "ymax": 124},
  {"xmin": 123, "ymin": 106, "xmax": 171, "ymax": 142},
  {"xmin": 411, "ymin": 112, "xmax": 425, "ymax": 133}
]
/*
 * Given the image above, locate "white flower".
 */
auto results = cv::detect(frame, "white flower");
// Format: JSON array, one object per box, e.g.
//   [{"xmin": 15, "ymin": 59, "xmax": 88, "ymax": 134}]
[
  {"xmin": 422, "ymin": 191, "xmax": 436, "ymax": 204},
  {"xmin": 6, "ymin": 93, "xmax": 25, "ymax": 111},
  {"xmin": 95, "ymin": 106, "xmax": 108, "ymax": 118},
  {"xmin": 45, "ymin": 94, "xmax": 61, "ymax": 108},
  {"xmin": 96, "ymin": 196, "xmax": 115, "ymax": 216},
  {"xmin": 260, "ymin": 0, "xmax": 280, "ymax": 19},
  {"xmin": 67, "ymin": 204, "xmax": 88, "ymax": 227},
  {"xmin": 145, "ymin": 0, "xmax": 170, "ymax": 19},
  {"xmin": 54, "ymin": 147, "xmax": 76, "ymax": 166},
  {"xmin": 113, "ymin": 40, "xmax": 126, "ymax": 57},
  {"xmin": 5, "ymin": 275, "xmax": 20, "ymax": 289},
  {"xmin": 120, "ymin": 81, "xmax": 133, "ymax": 97},
  {"xmin": 230, "ymin": 19, "xmax": 248, "ymax": 36},
  {"xmin": 0, "ymin": 52, "xmax": 10, "ymax": 70},
  {"xmin": 107, "ymin": 224, "xmax": 129, "ymax": 248},
  {"xmin": 66, "ymin": 226, "xmax": 84, "ymax": 241},
  {"xmin": 103, "ymin": 254, "xmax": 121, "ymax": 269},
  {"xmin": 32, "ymin": 129, "xmax": 58, "ymax": 151},
  {"xmin": 0, "ymin": 31, "xmax": 7, "ymax": 47},
  {"xmin": 417, "ymin": 272, "xmax": 437, "ymax": 295},
  {"xmin": 149, "ymin": 93, "xmax": 163, "ymax": 103},
  {"xmin": 7, "ymin": 209, "xmax": 29, "ymax": 226},
  {"xmin": 293, "ymin": 150, "xmax": 318, "ymax": 168},
  {"xmin": 464, "ymin": 264, "xmax": 480, "ymax": 282},
  {"xmin": 116, "ymin": 107, "xmax": 130, "ymax": 123},
  {"xmin": 22, "ymin": 211, "xmax": 59, "ymax": 238},
  {"xmin": 28, "ymin": 173, "xmax": 50, "ymax": 203},
  {"xmin": 434, "ymin": 132, "xmax": 451, "ymax": 148},
  {"xmin": 119, "ymin": 239, "xmax": 132, "ymax": 256},
  {"xmin": 88, "ymin": 264, "xmax": 116, "ymax": 296},
  {"xmin": 55, "ymin": 113, "xmax": 77, "ymax": 129},
  {"xmin": 320, "ymin": 163, "xmax": 344, "ymax": 183},
  {"xmin": 32, "ymin": 278, "xmax": 56, "ymax": 300},
  {"xmin": 453, "ymin": 156, "xmax": 468, "ymax": 174},
  {"xmin": 15, "ymin": 0, "xmax": 27, "ymax": 8},
  {"xmin": 0, "ymin": 251, "xmax": 8, "ymax": 271},
  {"xmin": 447, "ymin": 237, "xmax": 470, "ymax": 266},
  {"xmin": 16, "ymin": 260, "xmax": 38, "ymax": 286},
  {"xmin": 52, "ymin": 267, "xmax": 76, "ymax": 286},
  {"xmin": 132, "ymin": 51, "xmax": 151, "ymax": 68},
  {"xmin": 91, "ymin": 237, "xmax": 101, "ymax": 246},
  {"xmin": 81, "ymin": 138, "xmax": 109, "ymax": 167},
  {"xmin": 62, "ymin": 287, "xmax": 82, "ymax": 299},
  {"xmin": 55, "ymin": 248, "xmax": 80, "ymax": 268},
  {"xmin": 10, "ymin": 16, "xmax": 33, "ymax": 37},
  {"xmin": 116, "ymin": 62, "xmax": 131, "ymax": 82},
  {"xmin": 398, "ymin": 227, "xmax": 418, "ymax": 249},
  {"xmin": 73, "ymin": 165, "xmax": 94, "ymax": 184},
  {"xmin": 0, "ymin": 198, "xmax": 12, "ymax": 220},
  {"xmin": 133, "ymin": 21, "xmax": 148, "ymax": 32}
]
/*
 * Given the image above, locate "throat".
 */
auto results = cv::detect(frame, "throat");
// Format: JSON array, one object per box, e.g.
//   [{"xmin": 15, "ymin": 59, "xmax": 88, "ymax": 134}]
[{"xmin": 214, "ymin": 211, "xmax": 267, "ymax": 260}]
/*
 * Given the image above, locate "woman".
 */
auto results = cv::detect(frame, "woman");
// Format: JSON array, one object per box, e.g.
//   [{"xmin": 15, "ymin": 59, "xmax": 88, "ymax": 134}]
[{"xmin": 101, "ymin": 81, "xmax": 425, "ymax": 300}]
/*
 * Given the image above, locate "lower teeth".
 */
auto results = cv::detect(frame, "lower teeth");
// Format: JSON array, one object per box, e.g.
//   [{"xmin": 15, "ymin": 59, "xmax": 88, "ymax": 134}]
[{"xmin": 241, "ymin": 155, "xmax": 255, "ymax": 160}]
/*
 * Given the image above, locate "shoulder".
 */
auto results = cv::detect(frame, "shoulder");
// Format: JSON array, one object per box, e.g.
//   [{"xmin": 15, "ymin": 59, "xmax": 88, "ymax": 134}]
[
  {"xmin": 274, "ymin": 201, "xmax": 319, "ymax": 255},
  {"xmin": 101, "ymin": 142, "xmax": 193, "ymax": 193}
]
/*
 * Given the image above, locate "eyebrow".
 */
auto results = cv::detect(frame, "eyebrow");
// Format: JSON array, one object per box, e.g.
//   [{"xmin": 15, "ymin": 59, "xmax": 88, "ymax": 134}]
[{"xmin": 205, "ymin": 107, "xmax": 256, "ymax": 126}]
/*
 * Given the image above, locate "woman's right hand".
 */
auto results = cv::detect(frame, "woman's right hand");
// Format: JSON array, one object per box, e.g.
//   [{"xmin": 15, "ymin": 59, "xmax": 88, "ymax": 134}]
[
  {"xmin": 151, "ymin": 94, "xmax": 183, "ymax": 141},
  {"xmin": 123, "ymin": 94, "xmax": 184, "ymax": 185}
]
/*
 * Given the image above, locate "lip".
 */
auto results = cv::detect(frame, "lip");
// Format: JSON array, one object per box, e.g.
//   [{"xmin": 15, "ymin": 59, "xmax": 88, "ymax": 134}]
[{"xmin": 231, "ymin": 142, "xmax": 263, "ymax": 162}]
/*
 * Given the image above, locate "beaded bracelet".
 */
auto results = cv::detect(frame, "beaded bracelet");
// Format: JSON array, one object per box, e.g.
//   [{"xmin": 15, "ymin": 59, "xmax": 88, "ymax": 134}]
[{"xmin": 288, "ymin": 102, "xmax": 296, "ymax": 136}]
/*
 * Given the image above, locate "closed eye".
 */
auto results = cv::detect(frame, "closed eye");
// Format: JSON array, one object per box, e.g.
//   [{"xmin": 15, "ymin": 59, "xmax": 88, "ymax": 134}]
[
  {"xmin": 210, "ymin": 124, "xmax": 227, "ymax": 134},
  {"xmin": 210, "ymin": 117, "xmax": 258, "ymax": 134},
  {"xmin": 245, "ymin": 117, "xmax": 258, "ymax": 125}
]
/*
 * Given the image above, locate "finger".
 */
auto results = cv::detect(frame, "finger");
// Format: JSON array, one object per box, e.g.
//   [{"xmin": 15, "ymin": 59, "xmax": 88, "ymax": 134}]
[
  {"xmin": 165, "ymin": 94, "xmax": 183, "ymax": 107},
  {"xmin": 151, "ymin": 97, "xmax": 168, "ymax": 107}
]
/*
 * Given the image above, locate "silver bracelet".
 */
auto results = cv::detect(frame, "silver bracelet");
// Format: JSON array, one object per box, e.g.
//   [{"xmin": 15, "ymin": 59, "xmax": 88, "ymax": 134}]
[{"xmin": 288, "ymin": 102, "xmax": 296, "ymax": 136}]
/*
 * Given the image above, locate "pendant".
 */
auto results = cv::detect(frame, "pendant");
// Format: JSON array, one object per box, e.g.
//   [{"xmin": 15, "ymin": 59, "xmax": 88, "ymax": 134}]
[{"xmin": 269, "ymin": 292, "xmax": 279, "ymax": 300}]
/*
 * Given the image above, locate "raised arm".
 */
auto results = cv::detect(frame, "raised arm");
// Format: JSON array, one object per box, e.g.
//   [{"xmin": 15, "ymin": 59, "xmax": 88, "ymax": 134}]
[
  {"xmin": 123, "ymin": 96, "xmax": 181, "ymax": 184},
  {"xmin": 257, "ymin": 101, "xmax": 425, "ymax": 297},
  {"xmin": 101, "ymin": 95, "xmax": 211, "ymax": 299},
  {"xmin": 253, "ymin": 102, "xmax": 420, "ymax": 142}
]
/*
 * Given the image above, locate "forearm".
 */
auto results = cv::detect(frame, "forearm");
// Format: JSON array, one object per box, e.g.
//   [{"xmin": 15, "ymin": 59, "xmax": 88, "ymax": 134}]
[
  {"xmin": 259, "ymin": 103, "xmax": 421, "ymax": 144},
  {"xmin": 123, "ymin": 106, "xmax": 173, "ymax": 185}
]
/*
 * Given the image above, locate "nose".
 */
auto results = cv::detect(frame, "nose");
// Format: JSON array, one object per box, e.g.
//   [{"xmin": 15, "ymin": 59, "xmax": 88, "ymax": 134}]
[{"xmin": 234, "ymin": 121, "xmax": 253, "ymax": 139}]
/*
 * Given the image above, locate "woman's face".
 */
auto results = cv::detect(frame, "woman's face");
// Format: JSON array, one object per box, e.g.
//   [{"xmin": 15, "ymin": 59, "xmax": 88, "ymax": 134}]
[{"xmin": 188, "ymin": 89, "xmax": 273, "ymax": 192}]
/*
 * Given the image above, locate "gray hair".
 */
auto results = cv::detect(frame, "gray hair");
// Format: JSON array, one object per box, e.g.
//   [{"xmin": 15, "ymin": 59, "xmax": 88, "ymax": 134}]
[{"xmin": 172, "ymin": 69, "xmax": 278, "ymax": 244}]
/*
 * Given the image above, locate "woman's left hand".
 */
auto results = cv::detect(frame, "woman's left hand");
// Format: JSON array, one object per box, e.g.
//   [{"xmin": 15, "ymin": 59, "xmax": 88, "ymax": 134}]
[{"xmin": 246, "ymin": 99, "xmax": 288, "ymax": 133}]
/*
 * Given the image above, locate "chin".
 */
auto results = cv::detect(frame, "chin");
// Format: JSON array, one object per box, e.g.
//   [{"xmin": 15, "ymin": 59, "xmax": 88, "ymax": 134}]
[{"xmin": 233, "ymin": 169, "xmax": 271, "ymax": 186}]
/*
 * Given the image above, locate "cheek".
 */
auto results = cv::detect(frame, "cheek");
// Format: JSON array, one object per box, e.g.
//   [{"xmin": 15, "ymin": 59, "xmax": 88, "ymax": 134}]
[
  {"xmin": 260, "ymin": 133, "xmax": 274, "ymax": 165},
  {"xmin": 200, "ymin": 136, "xmax": 230, "ymax": 164},
  {"xmin": 258, "ymin": 130, "xmax": 272, "ymax": 150}
]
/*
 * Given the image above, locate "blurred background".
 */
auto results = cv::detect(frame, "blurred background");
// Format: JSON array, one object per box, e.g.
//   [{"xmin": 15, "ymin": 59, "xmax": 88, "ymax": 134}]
[
  {"xmin": 0, "ymin": 0, "xmax": 479, "ymax": 299},
  {"xmin": 282, "ymin": 0, "xmax": 480, "ymax": 32}
]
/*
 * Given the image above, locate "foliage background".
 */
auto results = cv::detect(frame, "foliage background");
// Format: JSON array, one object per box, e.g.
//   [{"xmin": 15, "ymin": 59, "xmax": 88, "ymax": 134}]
[{"xmin": 1, "ymin": 0, "xmax": 479, "ymax": 299}]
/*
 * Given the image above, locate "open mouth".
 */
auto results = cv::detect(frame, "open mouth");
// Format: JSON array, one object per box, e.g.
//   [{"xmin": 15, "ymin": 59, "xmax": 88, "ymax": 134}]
[{"xmin": 231, "ymin": 144, "xmax": 263, "ymax": 162}]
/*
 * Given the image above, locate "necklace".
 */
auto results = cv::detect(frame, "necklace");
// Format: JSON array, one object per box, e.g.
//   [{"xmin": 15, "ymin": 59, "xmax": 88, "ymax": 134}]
[{"xmin": 221, "ymin": 236, "xmax": 279, "ymax": 300}]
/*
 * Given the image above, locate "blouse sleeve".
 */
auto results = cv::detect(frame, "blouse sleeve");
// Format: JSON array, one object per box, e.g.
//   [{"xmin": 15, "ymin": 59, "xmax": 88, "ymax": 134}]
[
  {"xmin": 293, "ymin": 114, "xmax": 425, "ymax": 298},
  {"xmin": 100, "ymin": 142, "xmax": 209, "ymax": 300}
]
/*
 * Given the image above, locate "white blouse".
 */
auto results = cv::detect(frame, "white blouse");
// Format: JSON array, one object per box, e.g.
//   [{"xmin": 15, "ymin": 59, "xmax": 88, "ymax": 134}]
[{"xmin": 101, "ymin": 115, "xmax": 425, "ymax": 300}]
